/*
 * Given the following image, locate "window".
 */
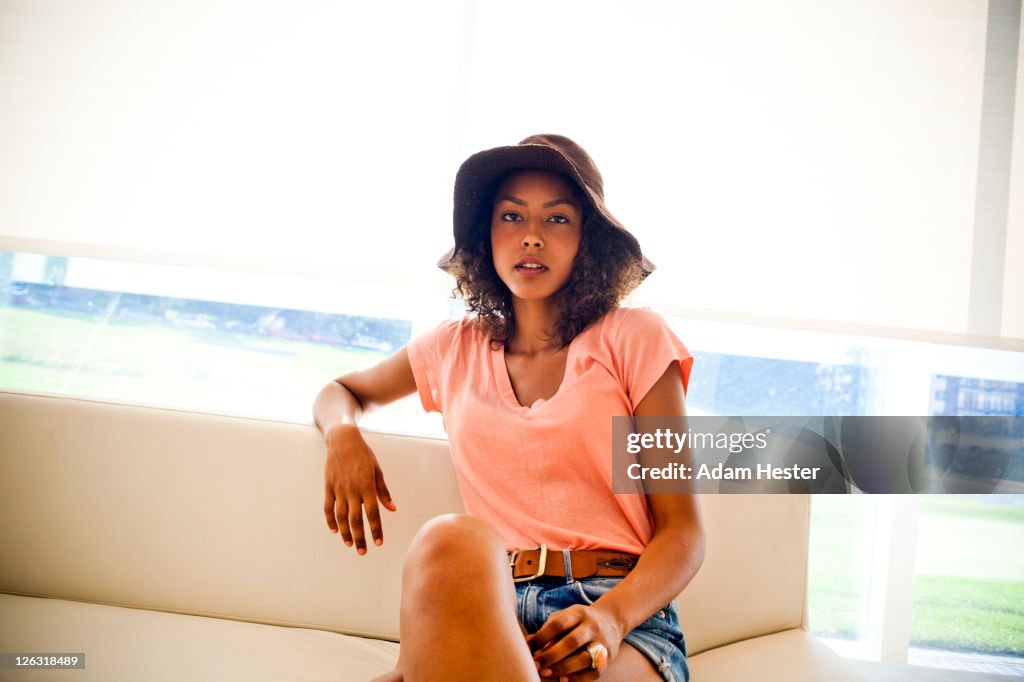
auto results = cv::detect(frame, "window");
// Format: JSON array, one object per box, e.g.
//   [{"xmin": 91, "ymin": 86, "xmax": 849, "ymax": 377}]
[{"xmin": 0, "ymin": 251, "xmax": 442, "ymax": 434}]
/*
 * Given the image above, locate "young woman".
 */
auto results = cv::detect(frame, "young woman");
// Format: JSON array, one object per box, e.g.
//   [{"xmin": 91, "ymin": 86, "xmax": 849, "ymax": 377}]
[{"xmin": 314, "ymin": 134, "xmax": 705, "ymax": 682}]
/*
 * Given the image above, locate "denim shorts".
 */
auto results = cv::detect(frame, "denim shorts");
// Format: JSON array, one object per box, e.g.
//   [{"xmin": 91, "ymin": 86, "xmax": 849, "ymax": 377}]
[{"xmin": 514, "ymin": 574, "xmax": 689, "ymax": 682}]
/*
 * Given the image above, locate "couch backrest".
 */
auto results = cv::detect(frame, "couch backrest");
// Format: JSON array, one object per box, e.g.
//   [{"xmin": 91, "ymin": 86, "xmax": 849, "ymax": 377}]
[
  {"xmin": 678, "ymin": 494, "xmax": 810, "ymax": 653},
  {"xmin": 0, "ymin": 391, "xmax": 808, "ymax": 654}
]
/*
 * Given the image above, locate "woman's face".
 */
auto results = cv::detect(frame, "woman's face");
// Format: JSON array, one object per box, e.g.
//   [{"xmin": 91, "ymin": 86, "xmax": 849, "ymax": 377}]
[{"xmin": 490, "ymin": 169, "xmax": 582, "ymax": 304}]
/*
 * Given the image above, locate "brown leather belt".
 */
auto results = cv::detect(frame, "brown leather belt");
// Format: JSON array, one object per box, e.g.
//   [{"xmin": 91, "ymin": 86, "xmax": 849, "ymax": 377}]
[{"xmin": 507, "ymin": 545, "xmax": 638, "ymax": 583}]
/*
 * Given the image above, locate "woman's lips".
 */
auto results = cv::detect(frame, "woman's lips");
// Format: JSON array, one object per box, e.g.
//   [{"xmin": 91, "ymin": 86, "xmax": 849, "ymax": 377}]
[{"xmin": 515, "ymin": 262, "xmax": 548, "ymax": 276}]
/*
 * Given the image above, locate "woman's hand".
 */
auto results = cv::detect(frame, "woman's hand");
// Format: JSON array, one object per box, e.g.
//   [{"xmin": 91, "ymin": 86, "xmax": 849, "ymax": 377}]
[
  {"xmin": 527, "ymin": 603, "xmax": 624, "ymax": 681},
  {"xmin": 323, "ymin": 423, "xmax": 397, "ymax": 554},
  {"xmin": 315, "ymin": 350, "xmax": 415, "ymax": 553}
]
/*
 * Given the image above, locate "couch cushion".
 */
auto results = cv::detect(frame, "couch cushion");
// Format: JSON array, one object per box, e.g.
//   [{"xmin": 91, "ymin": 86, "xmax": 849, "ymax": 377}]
[
  {"xmin": 1, "ymin": 593, "xmax": 864, "ymax": 682},
  {"xmin": 0, "ymin": 593, "xmax": 399, "ymax": 681},
  {"xmin": 688, "ymin": 628, "xmax": 866, "ymax": 681}
]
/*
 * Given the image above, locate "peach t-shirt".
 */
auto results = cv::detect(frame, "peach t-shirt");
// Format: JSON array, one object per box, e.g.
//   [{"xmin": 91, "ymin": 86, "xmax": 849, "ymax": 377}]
[{"xmin": 406, "ymin": 307, "xmax": 693, "ymax": 554}]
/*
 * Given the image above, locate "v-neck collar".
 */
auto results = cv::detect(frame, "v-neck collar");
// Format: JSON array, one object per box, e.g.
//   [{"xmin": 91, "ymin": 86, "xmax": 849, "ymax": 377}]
[
  {"xmin": 490, "ymin": 335, "xmax": 579, "ymax": 416},
  {"xmin": 489, "ymin": 319, "xmax": 598, "ymax": 413}
]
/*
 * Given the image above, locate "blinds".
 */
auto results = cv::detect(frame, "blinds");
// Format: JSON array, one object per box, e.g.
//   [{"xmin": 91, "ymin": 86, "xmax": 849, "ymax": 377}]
[
  {"xmin": 0, "ymin": 0, "xmax": 1020, "ymax": 341},
  {"xmin": 0, "ymin": 0, "xmax": 467, "ymax": 285}
]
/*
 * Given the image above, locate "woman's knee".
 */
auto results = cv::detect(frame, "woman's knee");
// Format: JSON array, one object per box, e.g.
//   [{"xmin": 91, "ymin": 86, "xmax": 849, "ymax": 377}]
[{"xmin": 404, "ymin": 514, "xmax": 507, "ymax": 582}]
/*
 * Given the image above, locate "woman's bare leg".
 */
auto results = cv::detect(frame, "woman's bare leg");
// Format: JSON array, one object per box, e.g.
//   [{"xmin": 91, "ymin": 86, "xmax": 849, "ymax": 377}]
[{"xmin": 396, "ymin": 514, "xmax": 538, "ymax": 682}]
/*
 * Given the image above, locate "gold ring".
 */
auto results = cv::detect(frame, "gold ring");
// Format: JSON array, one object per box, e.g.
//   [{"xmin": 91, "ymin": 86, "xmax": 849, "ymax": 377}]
[{"xmin": 587, "ymin": 642, "xmax": 608, "ymax": 670}]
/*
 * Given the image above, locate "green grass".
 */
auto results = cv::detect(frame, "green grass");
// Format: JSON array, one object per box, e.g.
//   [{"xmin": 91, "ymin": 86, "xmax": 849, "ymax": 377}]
[
  {"xmin": 808, "ymin": 496, "xmax": 1024, "ymax": 657},
  {"xmin": 916, "ymin": 501, "xmax": 1024, "ymax": 582},
  {"xmin": 0, "ymin": 306, "xmax": 389, "ymax": 423},
  {"xmin": 911, "ymin": 576, "xmax": 1024, "ymax": 655}
]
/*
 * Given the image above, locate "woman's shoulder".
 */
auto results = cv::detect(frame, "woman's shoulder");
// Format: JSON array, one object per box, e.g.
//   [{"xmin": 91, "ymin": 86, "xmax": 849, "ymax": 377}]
[
  {"xmin": 449, "ymin": 315, "xmax": 488, "ymax": 338},
  {"xmin": 586, "ymin": 306, "xmax": 693, "ymax": 400},
  {"xmin": 588, "ymin": 306, "xmax": 672, "ymax": 342},
  {"xmin": 413, "ymin": 315, "xmax": 487, "ymax": 348},
  {"xmin": 406, "ymin": 316, "xmax": 490, "ymax": 377}
]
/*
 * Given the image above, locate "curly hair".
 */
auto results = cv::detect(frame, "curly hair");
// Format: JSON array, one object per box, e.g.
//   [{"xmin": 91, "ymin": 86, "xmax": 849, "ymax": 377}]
[{"xmin": 447, "ymin": 206, "xmax": 645, "ymax": 349}]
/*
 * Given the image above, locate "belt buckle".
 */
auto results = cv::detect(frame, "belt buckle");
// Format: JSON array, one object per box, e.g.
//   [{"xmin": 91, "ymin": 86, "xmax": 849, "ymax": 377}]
[{"xmin": 509, "ymin": 544, "xmax": 547, "ymax": 583}]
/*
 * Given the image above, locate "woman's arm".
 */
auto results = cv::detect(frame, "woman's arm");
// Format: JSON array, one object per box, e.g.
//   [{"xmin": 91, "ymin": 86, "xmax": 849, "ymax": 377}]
[
  {"xmin": 528, "ymin": 361, "xmax": 705, "ymax": 676},
  {"xmin": 313, "ymin": 347, "xmax": 418, "ymax": 554},
  {"xmin": 585, "ymin": 361, "xmax": 704, "ymax": 639},
  {"xmin": 313, "ymin": 346, "xmax": 419, "ymax": 431}
]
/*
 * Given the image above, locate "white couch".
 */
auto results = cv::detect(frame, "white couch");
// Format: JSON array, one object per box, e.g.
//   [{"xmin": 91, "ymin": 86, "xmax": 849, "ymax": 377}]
[{"xmin": 0, "ymin": 391, "xmax": 866, "ymax": 681}]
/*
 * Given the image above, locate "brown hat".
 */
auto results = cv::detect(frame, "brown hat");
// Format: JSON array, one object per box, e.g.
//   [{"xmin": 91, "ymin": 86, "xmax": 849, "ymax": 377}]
[{"xmin": 437, "ymin": 134, "xmax": 655, "ymax": 280}]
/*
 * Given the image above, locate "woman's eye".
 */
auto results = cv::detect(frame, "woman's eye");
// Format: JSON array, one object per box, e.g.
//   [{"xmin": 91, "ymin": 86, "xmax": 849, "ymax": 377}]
[
  {"xmin": 500, "ymin": 212, "xmax": 521, "ymax": 221},
  {"xmin": 548, "ymin": 215, "xmax": 569, "ymax": 224}
]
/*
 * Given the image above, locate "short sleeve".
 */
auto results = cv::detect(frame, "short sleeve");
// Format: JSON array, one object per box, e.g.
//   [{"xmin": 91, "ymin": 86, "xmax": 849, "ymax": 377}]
[
  {"xmin": 405, "ymin": 319, "xmax": 460, "ymax": 413},
  {"xmin": 613, "ymin": 308, "xmax": 694, "ymax": 411}
]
